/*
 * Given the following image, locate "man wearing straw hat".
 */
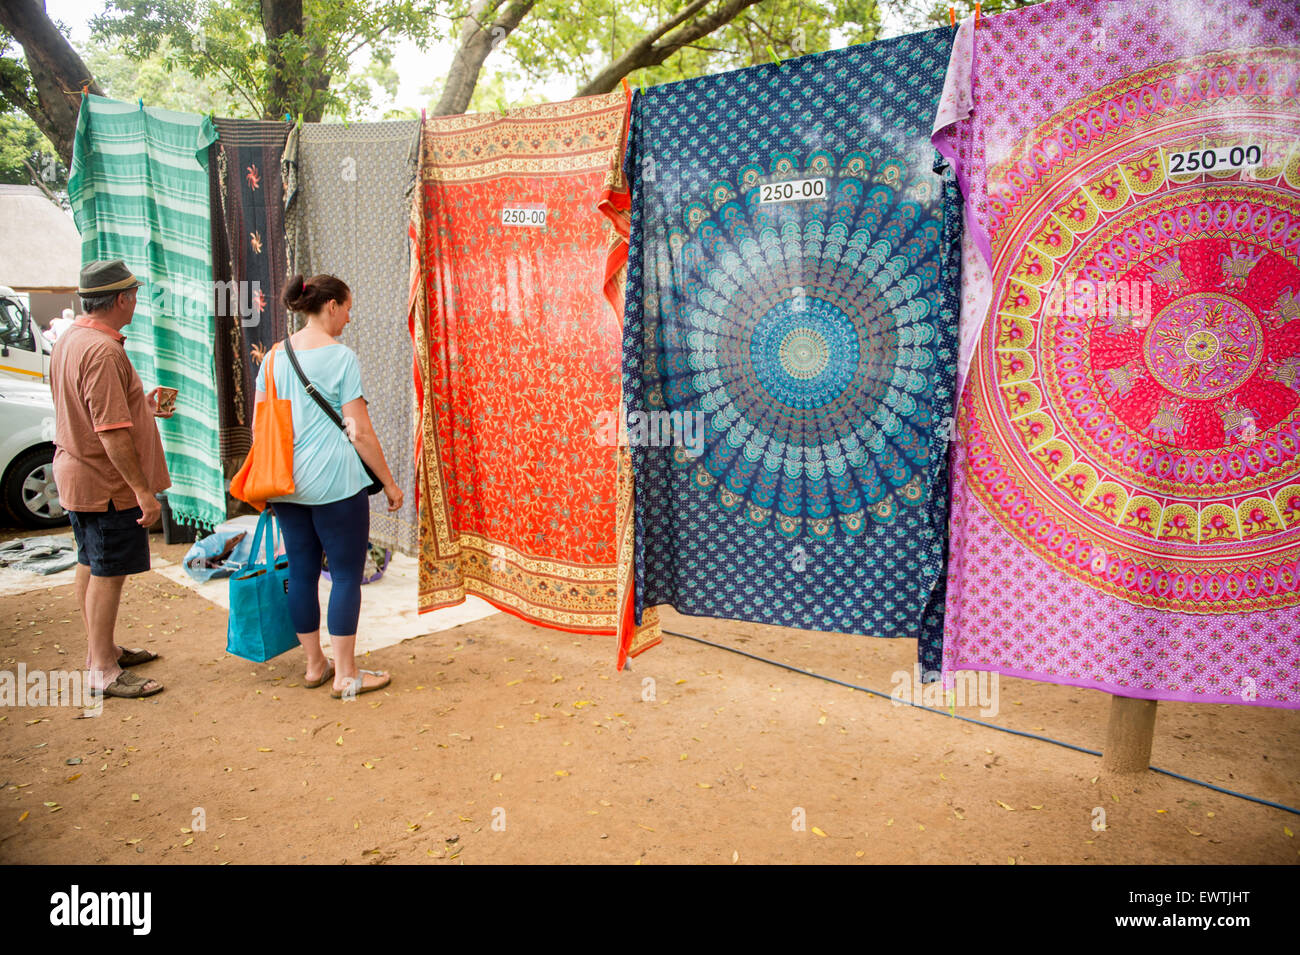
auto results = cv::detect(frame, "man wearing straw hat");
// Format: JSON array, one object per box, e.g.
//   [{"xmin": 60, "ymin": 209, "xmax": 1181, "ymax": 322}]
[{"xmin": 49, "ymin": 259, "xmax": 173, "ymax": 699}]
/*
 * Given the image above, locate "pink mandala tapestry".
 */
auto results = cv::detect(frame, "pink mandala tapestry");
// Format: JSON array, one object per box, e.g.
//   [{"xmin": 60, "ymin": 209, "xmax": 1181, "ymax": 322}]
[{"xmin": 938, "ymin": 0, "xmax": 1300, "ymax": 707}]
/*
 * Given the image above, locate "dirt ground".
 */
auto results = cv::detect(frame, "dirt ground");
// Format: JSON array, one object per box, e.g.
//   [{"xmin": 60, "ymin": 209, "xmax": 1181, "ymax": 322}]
[{"xmin": 1, "ymin": 532, "xmax": 1297, "ymax": 865}]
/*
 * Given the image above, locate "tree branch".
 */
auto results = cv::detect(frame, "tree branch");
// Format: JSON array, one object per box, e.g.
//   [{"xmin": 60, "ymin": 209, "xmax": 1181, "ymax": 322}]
[
  {"xmin": 576, "ymin": 0, "xmax": 767, "ymax": 97},
  {"xmin": 432, "ymin": 0, "xmax": 537, "ymax": 116}
]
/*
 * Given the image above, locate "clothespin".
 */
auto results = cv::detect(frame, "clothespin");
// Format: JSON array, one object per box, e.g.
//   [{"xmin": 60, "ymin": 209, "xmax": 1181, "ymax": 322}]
[
  {"xmin": 975, "ymin": 2, "xmax": 981, "ymax": 23},
  {"xmin": 640, "ymin": 71, "xmax": 646, "ymax": 94},
  {"xmin": 296, "ymin": 112, "xmax": 303, "ymax": 129},
  {"xmin": 284, "ymin": 112, "xmax": 292, "ymax": 123},
  {"xmin": 137, "ymin": 97, "xmax": 144, "ymax": 110},
  {"xmin": 81, "ymin": 81, "xmax": 90, "ymax": 99},
  {"xmin": 420, "ymin": 107, "xmax": 426, "ymax": 123},
  {"xmin": 767, "ymin": 44, "xmax": 783, "ymax": 67},
  {"xmin": 496, "ymin": 96, "xmax": 507, "ymax": 117},
  {"xmin": 621, "ymin": 76, "xmax": 630, "ymax": 96},
  {"xmin": 949, "ymin": 6, "xmax": 956, "ymax": 24}
]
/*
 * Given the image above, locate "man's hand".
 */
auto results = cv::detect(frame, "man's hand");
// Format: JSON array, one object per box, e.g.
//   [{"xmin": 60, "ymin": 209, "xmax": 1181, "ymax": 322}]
[
  {"xmin": 135, "ymin": 489, "xmax": 161, "ymax": 527},
  {"xmin": 146, "ymin": 387, "xmax": 175, "ymax": 418}
]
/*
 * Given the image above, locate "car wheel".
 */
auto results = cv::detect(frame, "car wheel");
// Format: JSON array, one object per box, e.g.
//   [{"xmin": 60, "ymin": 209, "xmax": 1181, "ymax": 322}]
[{"xmin": 3, "ymin": 447, "xmax": 68, "ymax": 529}]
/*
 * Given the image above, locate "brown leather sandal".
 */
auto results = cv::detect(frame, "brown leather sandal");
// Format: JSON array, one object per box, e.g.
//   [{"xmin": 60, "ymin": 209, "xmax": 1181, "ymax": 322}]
[
  {"xmin": 93, "ymin": 669, "xmax": 164, "ymax": 699},
  {"xmin": 117, "ymin": 648, "xmax": 159, "ymax": 667},
  {"xmin": 304, "ymin": 663, "xmax": 335, "ymax": 689}
]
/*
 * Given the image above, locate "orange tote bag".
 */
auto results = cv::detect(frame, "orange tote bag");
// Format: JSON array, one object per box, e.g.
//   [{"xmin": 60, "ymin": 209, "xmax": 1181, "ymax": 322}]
[{"xmin": 230, "ymin": 344, "xmax": 295, "ymax": 511}]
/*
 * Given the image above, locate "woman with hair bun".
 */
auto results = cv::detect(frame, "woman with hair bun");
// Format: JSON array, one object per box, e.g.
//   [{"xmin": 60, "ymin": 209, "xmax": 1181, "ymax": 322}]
[{"xmin": 254, "ymin": 273, "xmax": 404, "ymax": 698}]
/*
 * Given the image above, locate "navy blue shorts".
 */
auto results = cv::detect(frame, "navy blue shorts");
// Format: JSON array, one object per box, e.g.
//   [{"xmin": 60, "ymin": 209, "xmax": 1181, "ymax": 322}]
[{"xmin": 67, "ymin": 502, "xmax": 151, "ymax": 577}]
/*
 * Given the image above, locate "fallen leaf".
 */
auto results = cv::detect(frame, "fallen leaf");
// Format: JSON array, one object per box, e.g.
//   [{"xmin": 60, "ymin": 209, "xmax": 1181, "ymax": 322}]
[
  {"xmin": 1286, "ymin": 827, "xmax": 1294, "ymax": 838},
  {"xmin": 554, "ymin": 770, "xmax": 569, "ymax": 777},
  {"xmin": 506, "ymin": 679, "xmax": 522, "ymax": 687},
  {"xmin": 18, "ymin": 811, "xmax": 28, "ymax": 822},
  {"xmin": 182, "ymin": 838, "xmax": 194, "ymax": 847},
  {"xmin": 131, "ymin": 793, "xmax": 139, "ymax": 802},
  {"xmin": 811, "ymin": 826, "xmax": 828, "ymax": 838},
  {"xmin": 257, "ymin": 748, "xmax": 272, "ymax": 753},
  {"xmin": 335, "ymin": 736, "xmax": 343, "ymax": 746},
  {"xmin": 492, "ymin": 773, "xmax": 502, "ymax": 782},
  {"xmin": 363, "ymin": 761, "xmax": 375, "ymax": 770},
  {"xmin": 996, "ymin": 800, "xmax": 1015, "ymax": 811},
  {"xmin": 65, "ymin": 773, "xmax": 81, "ymax": 783},
  {"xmin": 697, "ymin": 782, "xmax": 712, "ymax": 789}
]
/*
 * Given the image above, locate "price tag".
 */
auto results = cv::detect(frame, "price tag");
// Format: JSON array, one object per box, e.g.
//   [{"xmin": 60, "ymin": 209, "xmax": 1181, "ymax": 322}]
[
  {"xmin": 1167, "ymin": 144, "xmax": 1262, "ymax": 175},
  {"xmin": 501, "ymin": 206, "xmax": 547, "ymax": 227},
  {"xmin": 758, "ymin": 177, "xmax": 827, "ymax": 205}
]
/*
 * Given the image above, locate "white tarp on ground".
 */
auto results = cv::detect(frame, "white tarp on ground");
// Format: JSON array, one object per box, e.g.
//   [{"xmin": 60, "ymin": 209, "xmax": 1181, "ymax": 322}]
[
  {"xmin": 149, "ymin": 551, "xmax": 497, "ymax": 653},
  {"xmin": 0, "ymin": 544, "xmax": 498, "ymax": 653}
]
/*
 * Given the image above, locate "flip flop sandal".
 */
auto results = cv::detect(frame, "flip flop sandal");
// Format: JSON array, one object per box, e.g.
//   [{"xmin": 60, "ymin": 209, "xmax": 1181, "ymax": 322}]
[
  {"xmin": 92, "ymin": 669, "xmax": 164, "ymax": 699},
  {"xmin": 117, "ymin": 648, "xmax": 159, "ymax": 667},
  {"xmin": 303, "ymin": 663, "xmax": 335, "ymax": 689},
  {"xmin": 331, "ymin": 668, "xmax": 390, "ymax": 699}
]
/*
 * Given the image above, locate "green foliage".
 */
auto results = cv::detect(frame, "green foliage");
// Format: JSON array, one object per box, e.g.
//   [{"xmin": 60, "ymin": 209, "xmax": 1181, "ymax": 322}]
[
  {"xmin": 506, "ymin": 0, "xmax": 884, "ymax": 93},
  {"xmin": 0, "ymin": 112, "xmax": 64, "ymax": 188},
  {"xmin": 84, "ymin": 38, "xmax": 250, "ymax": 116},
  {"xmin": 90, "ymin": 0, "xmax": 450, "ymax": 119}
]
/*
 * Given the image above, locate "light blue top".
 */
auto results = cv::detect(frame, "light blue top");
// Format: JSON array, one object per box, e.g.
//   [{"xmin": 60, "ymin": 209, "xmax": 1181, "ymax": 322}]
[{"xmin": 255, "ymin": 343, "xmax": 367, "ymax": 506}]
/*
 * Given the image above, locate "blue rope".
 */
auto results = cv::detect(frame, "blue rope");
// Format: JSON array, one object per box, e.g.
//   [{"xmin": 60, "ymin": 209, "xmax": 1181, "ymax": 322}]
[{"xmin": 661, "ymin": 629, "xmax": 1300, "ymax": 817}]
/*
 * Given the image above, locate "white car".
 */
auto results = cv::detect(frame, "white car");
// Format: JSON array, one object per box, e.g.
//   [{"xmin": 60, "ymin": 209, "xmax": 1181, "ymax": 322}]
[
  {"xmin": 0, "ymin": 379, "xmax": 65, "ymax": 528},
  {"xmin": 0, "ymin": 288, "xmax": 52, "ymax": 384}
]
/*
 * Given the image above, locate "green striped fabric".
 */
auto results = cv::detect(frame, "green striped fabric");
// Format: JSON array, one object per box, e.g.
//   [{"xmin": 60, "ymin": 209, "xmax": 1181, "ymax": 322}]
[{"xmin": 68, "ymin": 94, "xmax": 225, "ymax": 529}]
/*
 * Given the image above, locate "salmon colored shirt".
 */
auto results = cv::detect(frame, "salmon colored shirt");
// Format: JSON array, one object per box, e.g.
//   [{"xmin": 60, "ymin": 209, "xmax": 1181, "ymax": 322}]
[{"xmin": 50, "ymin": 317, "xmax": 170, "ymax": 512}]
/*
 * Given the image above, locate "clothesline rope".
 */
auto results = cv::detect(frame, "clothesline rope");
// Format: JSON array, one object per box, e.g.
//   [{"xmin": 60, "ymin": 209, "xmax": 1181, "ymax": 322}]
[{"xmin": 659, "ymin": 629, "xmax": 1300, "ymax": 818}]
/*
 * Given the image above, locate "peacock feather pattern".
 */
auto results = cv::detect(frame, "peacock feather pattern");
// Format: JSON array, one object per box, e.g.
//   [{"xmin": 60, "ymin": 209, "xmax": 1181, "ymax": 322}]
[{"xmin": 623, "ymin": 30, "xmax": 961, "ymax": 667}]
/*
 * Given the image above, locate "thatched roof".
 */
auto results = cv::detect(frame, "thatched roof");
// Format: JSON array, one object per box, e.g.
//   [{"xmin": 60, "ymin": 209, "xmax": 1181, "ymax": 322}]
[{"xmin": 0, "ymin": 185, "xmax": 80, "ymax": 291}]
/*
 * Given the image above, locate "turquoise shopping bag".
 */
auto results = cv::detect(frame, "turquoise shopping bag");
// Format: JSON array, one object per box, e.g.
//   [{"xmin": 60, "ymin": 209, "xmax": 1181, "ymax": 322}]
[{"xmin": 226, "ymin": 508, "xmax": 298, "ymax": 662}]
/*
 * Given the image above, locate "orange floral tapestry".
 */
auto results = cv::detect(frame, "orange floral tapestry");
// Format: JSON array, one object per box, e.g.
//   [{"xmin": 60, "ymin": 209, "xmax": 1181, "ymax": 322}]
[{"xmin": 408, "ymin": 90, "xmax": 659, "ymax": 665}]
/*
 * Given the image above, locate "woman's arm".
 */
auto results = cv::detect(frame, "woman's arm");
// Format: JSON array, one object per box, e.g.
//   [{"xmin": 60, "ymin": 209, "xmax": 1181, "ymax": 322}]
[{"xmin": 341, "ymin": 396, "xmax": 403, "ymax": 512}]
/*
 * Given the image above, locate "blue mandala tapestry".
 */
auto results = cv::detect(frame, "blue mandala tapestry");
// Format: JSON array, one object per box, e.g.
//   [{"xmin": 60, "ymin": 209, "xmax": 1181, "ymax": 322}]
[{"xmin": 622, "ymin": 29, "xmax": 961, "ymax": 670}]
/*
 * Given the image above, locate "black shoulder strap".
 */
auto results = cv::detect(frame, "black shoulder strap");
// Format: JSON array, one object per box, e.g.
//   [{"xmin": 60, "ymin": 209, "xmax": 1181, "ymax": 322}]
[{"xmin": 282, "ymin": 334, "xmax": 347, "ymax": 433}]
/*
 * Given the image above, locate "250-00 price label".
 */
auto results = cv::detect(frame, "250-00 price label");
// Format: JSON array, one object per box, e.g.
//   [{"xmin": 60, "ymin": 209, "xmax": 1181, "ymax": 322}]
[
  {"xmin": 758, "ymin": 178, "xmax": 827, "ymax": 205},
  {"xmin": 501, "ymin": 206, "xmax": 547, "ymax": 226},
  {"xmin": 1167, "ymin": 144, "xmax": 1262, "ymax": 175}
]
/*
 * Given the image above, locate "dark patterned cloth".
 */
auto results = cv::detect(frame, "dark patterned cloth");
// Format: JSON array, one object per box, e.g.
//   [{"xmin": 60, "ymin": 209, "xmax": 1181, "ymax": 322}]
[
  {"xmin": 209, "ymin": 118, "xmax": 292, "ymax": 464},
  {"xmin": 622, "ymin": 30, "xmax": 961, "ymax": 669}
]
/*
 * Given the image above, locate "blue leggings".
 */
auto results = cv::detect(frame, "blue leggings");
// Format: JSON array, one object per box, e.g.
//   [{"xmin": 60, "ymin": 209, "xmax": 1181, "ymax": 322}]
[{"xmin": 272, "ymin": 490, "xmax": 369, "ymax": 636}]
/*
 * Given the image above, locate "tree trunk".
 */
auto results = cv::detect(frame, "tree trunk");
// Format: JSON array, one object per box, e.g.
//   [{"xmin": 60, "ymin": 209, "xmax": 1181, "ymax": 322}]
[
  {"xmin": 0, "ymin": 0, "xmax": 103, "ymax": 169},
  {"xmin": 433, "ymin": 0, "xmax": 538, "ymax": 117},
  {"xmin": 261, "ymin": 0, "xmax": 302, "ymax": 119}
]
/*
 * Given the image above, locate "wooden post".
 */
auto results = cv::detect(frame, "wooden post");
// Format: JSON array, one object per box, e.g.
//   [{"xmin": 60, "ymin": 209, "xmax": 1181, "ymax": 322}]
[{"xmin": 1102, "ymin": 695, "xmax": 1158, "ymax": 774}]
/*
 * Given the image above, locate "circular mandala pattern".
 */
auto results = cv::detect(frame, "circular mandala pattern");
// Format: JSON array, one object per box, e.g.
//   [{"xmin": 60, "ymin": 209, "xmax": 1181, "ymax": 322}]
[
  {"xmin": 654, "ymin": 150, "xmax": 946, "ymax": 538},
  {"xmin": 969, "ymin": 48, "xmax": 1300, "ymax": 613},
  {"xmin": 752, "ymin": 299, "xmax": 857, "ymax": 403},
  {"xmin": 1141, "ymin": 293, "xmax": 1263, "ymax": 401}
]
